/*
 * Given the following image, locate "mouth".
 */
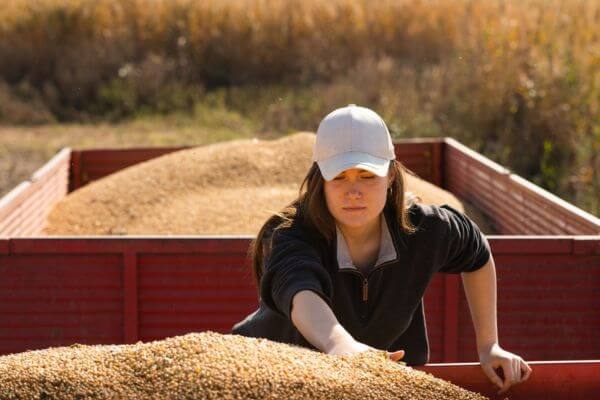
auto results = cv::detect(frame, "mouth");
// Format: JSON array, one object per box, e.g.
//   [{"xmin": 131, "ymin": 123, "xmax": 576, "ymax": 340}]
[{"xmin": 343, "ymin": 207, "xmax": 366, "ymax": 211}]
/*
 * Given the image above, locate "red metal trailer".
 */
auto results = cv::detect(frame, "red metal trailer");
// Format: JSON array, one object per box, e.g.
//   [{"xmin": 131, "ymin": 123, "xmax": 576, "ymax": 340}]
[{"xmin": 0, "ymin": 137, "xmax": 598, "ymax": 399}]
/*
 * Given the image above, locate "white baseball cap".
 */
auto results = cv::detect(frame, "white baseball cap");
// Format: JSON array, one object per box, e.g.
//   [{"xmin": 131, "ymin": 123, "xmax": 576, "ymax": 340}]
[{"xmin": 312, "ymin": 104, "xmax": 396, "ymax": 181}]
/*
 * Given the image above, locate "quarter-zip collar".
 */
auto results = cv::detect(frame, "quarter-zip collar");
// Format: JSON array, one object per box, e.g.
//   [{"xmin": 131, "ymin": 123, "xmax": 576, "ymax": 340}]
[{"xmin": 335, "ymin": 202, "xmax": 406, "ymax": 271}]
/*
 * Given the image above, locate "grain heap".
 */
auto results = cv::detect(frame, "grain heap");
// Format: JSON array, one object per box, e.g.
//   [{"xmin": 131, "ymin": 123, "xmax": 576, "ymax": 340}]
[
  {"xmin": 44, "ymin": 132, "xmax": 490, "ymax": 236},
  {"xmin": 0, "ymin": 331, "xmax": 488, "ymax": 400}
]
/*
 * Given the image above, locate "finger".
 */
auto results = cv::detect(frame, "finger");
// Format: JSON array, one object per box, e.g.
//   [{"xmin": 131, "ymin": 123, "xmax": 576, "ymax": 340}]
[
  {"xmin": 481, "ymin": 364, "xmax": 504, "ymax": 390},
  {"xmin": 388, "ymin": 350, "xmax": 405, "ymax": 362},
  {"xmin": 497, "ymin": 361, "xmax": 514, "ymax": 394},
  {"xmin": 509, "ymin": 359, "xmax": 519, "ymax": 385},
  {"xmin": 513, "ymin": 358, "xmax": 522, "ymax": 382},
  {"xmin": 520, "ymin": 359, "xmax": 532, "ymax": 382}
]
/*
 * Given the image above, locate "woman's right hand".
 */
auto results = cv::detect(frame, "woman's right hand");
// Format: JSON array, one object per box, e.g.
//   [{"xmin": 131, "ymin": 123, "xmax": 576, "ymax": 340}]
[
  {"xmin": 289, "ymin": 292, "xmax": 405, "ymax": 362},
  {"xmin": 326, "ymin": 338, "xmax": 405, "ymax": 362}
]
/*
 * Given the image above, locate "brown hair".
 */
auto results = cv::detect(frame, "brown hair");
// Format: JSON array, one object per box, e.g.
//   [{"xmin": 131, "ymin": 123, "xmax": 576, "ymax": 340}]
[{"xmin": 248, "ymin": 160, "xmax": 419, "ymax": 290}]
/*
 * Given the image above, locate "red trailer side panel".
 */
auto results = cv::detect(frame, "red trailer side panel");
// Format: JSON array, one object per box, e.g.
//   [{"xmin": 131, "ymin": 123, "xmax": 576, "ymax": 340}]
[
  {"xmin": 444, "ymin": 139, "xmax": 600, "ymax": 235},
  {"xmin": 138, "ymin": 252, "xmax": 257, "ymax": 341},
  {"xmin": 0, "ymin": 237, "xmax": 598, "ymax": 365},
  {"xmin": 0, "ymin": 252, "xmax": 123, "ymax": 355},
  {"xmin": 417, "ymin": 360, "xmax": 600, "ymax": 400},
  {"xmin": 456, "ymin": 238, "xmax": 600, "ymax": 362},
  {"xmin": 0, "ymin": 148, "xmax": 70, "ymax": 237}
]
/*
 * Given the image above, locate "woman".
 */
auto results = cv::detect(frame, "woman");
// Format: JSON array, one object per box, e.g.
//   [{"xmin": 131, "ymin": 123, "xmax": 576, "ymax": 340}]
[{"xmin": 232, "ymin": 104, "xmax": 531, "ymax": 394}]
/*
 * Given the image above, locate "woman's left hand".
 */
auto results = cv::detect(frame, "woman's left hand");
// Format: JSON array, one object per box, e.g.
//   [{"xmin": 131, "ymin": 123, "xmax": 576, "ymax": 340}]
[{"xmin": 478, "ymin": 343, "xmax": 532, "ymax": 394}]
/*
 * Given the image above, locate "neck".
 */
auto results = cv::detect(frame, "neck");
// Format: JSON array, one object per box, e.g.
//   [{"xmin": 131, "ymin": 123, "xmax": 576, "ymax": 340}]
[{"xmin": 337, "ymin": 214, "xmax": 381, "ymax": 245}]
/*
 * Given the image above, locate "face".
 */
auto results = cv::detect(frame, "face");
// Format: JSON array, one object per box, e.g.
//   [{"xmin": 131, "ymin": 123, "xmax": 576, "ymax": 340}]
[{"xmin": 323, "ymin": 167, "xmax": 391, "ymax": 230}]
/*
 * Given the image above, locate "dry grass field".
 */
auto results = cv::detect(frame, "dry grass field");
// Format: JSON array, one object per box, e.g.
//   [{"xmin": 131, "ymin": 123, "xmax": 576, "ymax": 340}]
[{"xmin": 0, "ymin": 107, "xmax": 264, "ymax": 199}]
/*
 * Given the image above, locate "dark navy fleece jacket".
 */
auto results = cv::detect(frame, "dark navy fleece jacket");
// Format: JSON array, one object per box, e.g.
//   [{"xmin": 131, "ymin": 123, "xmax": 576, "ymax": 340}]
[{"xmin": 231, "ymin": 202, "xmax": 491, "ymax": 366}]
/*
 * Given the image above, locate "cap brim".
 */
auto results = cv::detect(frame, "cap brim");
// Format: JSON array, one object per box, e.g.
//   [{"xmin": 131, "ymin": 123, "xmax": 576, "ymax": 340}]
[{"xmin": 317, "ymin": 151, "xmax": 391, "ymax": 181}]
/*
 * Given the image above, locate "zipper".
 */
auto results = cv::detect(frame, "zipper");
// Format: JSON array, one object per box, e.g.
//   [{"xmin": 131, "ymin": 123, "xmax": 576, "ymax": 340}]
[
  {"xmin": 340, "ymin": 261, "xmax": 397, "ymax": 323},
  {"xmin": 337, "ymin": 211, "xmax": 403, "ymax": 304},
  {"xmin": 362, "ymin": 259, "xmax": 397, "ymax": 301},
  {"xmin": 340, "ymin": 258, "xmax": 397, "ymax": 303}
]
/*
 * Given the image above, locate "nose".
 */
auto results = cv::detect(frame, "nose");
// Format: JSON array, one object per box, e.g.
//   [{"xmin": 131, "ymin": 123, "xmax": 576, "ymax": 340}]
[{"xmin": 345, "ymin": 187, "xmax": 362, "ymax": 199}]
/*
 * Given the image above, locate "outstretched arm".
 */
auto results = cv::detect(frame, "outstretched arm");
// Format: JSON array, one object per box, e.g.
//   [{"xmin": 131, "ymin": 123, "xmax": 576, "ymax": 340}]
[
  {"xmin": 291, "ymin": 290, "xmax": 404, "ymax": 361},
  {"xmin": 461, "ymin": 255, "xmax": 532, "ymax": 394}
]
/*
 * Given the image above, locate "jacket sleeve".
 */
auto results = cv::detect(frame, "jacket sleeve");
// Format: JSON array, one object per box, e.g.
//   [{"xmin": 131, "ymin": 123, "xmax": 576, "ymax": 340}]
[
  {"xmin": 438, "ymin": 204, "xmax": 491, "ymax": 274},
  {"xmin": 259, "ymin": 226, "xmax": 334, "ymax": 320}
]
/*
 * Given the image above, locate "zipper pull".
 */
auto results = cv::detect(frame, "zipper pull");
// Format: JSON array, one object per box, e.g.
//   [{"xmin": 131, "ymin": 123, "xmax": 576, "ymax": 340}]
[{"xmin": 362, "ymin": 278, "xmax": 368, "ymax": 302}]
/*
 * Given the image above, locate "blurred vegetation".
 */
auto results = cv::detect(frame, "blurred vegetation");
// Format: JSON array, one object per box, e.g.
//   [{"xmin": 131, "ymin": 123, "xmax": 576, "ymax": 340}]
[{"xmin": 0, "ymin": 0, "xmax": 598, "ymax": 215}]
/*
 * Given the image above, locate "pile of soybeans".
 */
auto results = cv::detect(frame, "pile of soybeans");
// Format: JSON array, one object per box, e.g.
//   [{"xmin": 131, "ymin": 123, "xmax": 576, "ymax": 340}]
[
  {"xmin": 44, "ymin": 132, "xmax": 492, "ymax": 236},
  {"xmin": 0, "ymin": 331, "xmax": 488, "ymax": 400}
]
